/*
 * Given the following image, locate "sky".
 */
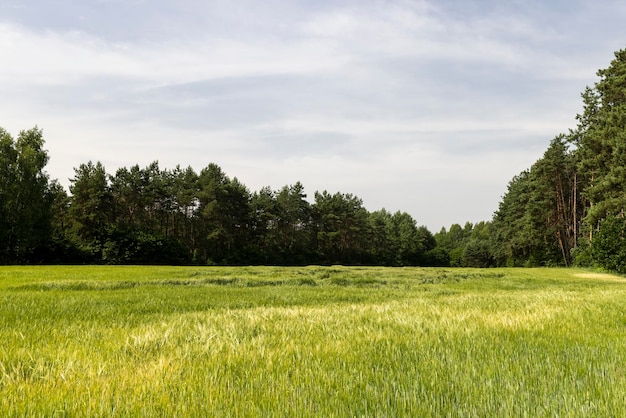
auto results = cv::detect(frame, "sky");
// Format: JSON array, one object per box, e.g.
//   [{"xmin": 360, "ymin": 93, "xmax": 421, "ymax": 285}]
[{"xmin": 1, "ymin": 0, "xmax": 626, "ymax": 232}]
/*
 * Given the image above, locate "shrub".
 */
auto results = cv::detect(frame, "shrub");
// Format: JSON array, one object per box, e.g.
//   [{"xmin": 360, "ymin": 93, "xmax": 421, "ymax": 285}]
[{"xmin": 591, "ymin": 216, "xmax": 626, "ymax": 274}]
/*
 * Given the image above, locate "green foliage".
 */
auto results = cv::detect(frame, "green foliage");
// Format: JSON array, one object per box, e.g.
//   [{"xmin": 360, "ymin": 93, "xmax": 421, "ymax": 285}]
[
  {"xmin": 462, "ymin": 239, "xmax": 493, "ymax": 267},
  {"xmin": 570, "ymin": 49, "xmax": 626, "ymax": 270},
  {"xmin": 68, "ymin": 161, "xmax": 112, "ymax": 258},
  {"xmin": 491, "ymin": 48, "xmax": 626, "ymax": 272},
  {"xmin": 313, "ymin": 191, "xmax": 370, "ymax": 264},
  {"xmin": 0, "ymin": 134, "xmax": 445, "ymax": 265},
  {"xmin": 435, "ymin": 222, "xmax": 494, "ymax": 267},
  {"xmin": 590, "ymin": 215, "xmax": 626, "ymax": 273},
  {"xmin": 101, "ymin": 228, "xmax": 190, "ymax": 265},
  {"xmin": 435, "ymin": 223, "xmax": 467, "ymax": 266},
  {"xmin": 366, "ymin": 210, "xmax": 441, "ymax": 266},
  {"xmin": 194, "ymin": 164, "xmax": 253, "ymax": 264},
  {"xmin": 250, "ymin": 182, "xmax": 314, "ymax": 265},
  {"xmin": 493, "ymin": 136, "xmax": 578, "ymax": 267},
  {"xmin": 575, "ymin": 50, "xmax": 626, "ymax": 229},
  {"xmin": 422, "ymin": 247, "xmax": 450, "ymax": 267},
  {"xmin": 0, "ymin": 127, "xmax": 56, "ymax": 263}
]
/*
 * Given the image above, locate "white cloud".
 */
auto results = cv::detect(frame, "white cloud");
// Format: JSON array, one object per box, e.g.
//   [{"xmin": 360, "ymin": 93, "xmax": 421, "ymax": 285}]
[
  {"xmin": 1, "ymin": 0, "xmax": 626, "ymax": 231},
  {"xmin": 0, "ymin": 22, "xmax": 349, "ymax": 89}
]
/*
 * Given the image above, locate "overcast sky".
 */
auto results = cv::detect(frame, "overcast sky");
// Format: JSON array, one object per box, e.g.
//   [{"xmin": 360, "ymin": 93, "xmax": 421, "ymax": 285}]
[{"xmin": 2, "ymin": 0, "xmax": 625, "ymax": 232}]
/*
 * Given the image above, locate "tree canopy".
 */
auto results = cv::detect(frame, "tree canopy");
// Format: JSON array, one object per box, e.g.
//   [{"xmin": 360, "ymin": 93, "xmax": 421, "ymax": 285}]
[
  {"xmin": 0, "ymin": 139, "xmax": 443, "ymax": 266},
  {"xmin": 491, "ymin": 48, "xmax": 626, "ymax": 271}
]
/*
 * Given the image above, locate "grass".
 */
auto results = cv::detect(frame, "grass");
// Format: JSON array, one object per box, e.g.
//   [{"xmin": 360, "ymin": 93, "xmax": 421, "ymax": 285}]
[{"xmin": 1, "ymin": 266, "xmax": 625, "ymax": 416}]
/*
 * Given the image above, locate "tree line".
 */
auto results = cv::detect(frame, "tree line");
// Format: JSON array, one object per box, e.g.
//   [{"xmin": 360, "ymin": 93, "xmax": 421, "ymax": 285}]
[
  {"xmin": 3, "ymin": 48, "xmax": 626, "ymax": 270},
  {"xmin": 434, "ymin": 48, "xmax": 626, "ymax": 272},
  {"xmin": 0, "ymin": 137, "xmax": 447, "ymax": 266},
  {"xmin": 485, "ymin": 48, "xmax": 626, "ymax": 272}
]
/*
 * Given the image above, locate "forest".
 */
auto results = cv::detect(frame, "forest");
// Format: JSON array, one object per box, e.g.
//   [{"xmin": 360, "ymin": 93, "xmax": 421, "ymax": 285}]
[{"xmin": 2, "ymin": 48, "xmax": 626, "ymax": 271}]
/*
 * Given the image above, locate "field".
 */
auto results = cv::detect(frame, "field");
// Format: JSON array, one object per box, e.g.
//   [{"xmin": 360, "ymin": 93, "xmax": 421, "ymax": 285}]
[{"xmin": 1, "ymin": 266, "xmax": 625, "ymax": 416}]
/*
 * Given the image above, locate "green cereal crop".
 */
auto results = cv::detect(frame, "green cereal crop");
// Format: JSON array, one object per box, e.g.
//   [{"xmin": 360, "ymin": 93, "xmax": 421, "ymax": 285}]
[{"xmin": 1, "ymin": 266, "xmax": 625, "ymax": 416}]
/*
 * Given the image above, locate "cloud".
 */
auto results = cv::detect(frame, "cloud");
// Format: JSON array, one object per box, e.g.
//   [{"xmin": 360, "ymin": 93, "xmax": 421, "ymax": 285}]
[
  {"xmin": 0, "ymin": 23, "xmax": 347, "ymax": 89},
  {"xmin": 2, "ymin": 0, "xmax": 626, "ymax": 231}
]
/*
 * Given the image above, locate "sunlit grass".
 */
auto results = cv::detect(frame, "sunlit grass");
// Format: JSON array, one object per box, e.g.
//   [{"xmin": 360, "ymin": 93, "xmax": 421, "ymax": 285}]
[{"xmin": 1, "ymin": 266, "xmax": 625, "ymax": 416}]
